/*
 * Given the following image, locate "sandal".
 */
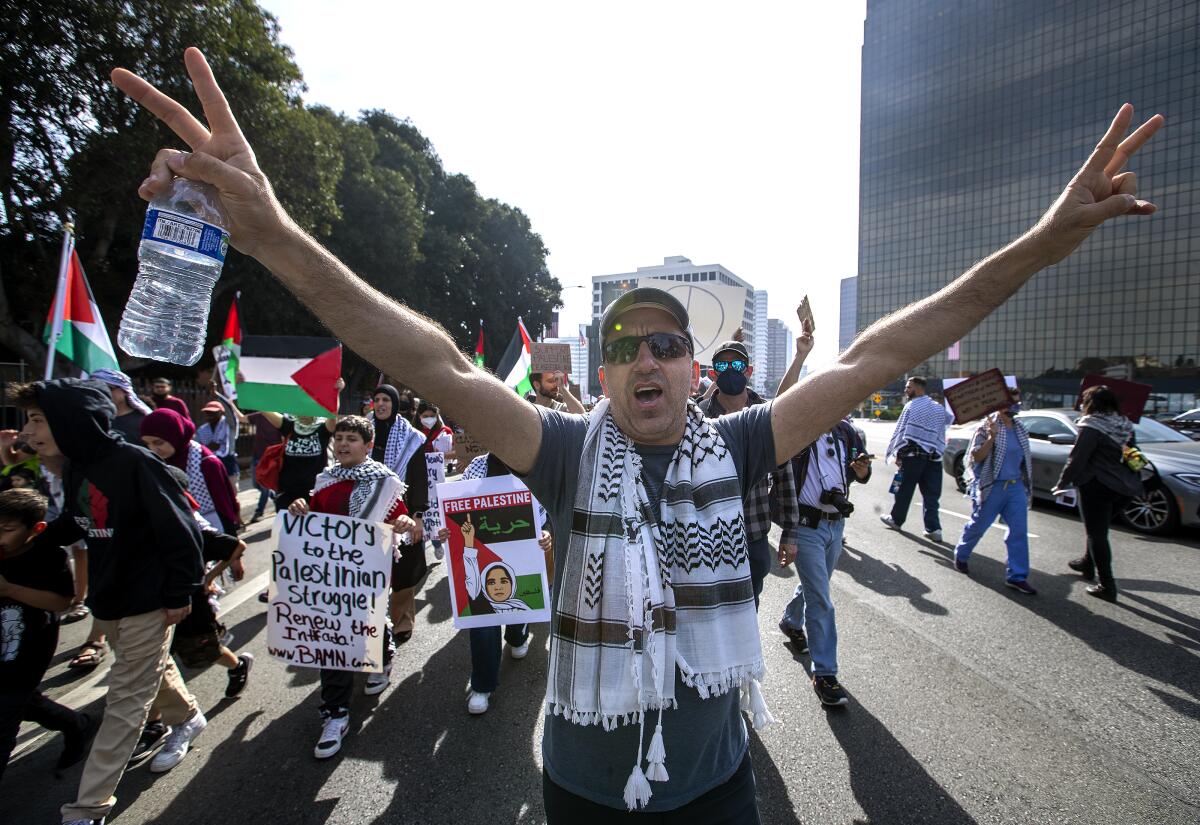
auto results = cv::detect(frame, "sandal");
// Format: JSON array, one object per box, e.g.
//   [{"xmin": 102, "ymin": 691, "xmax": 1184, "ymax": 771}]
[
  {"xmin": 60, "ymin": 602, "xmax": 91, "ymax": 624},
  {"xmin": 68, "ymin": 641, "xmax": 106, "ymax": 669}
]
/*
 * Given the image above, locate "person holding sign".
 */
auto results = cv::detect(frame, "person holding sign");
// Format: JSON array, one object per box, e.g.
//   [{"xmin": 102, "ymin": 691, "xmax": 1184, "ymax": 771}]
[
  {"xmin": 952, "ymin": 388, "xmax": 1037, "ymax": 594},
  {"xmin": 286, "ymin": 416, "xmax": 419, "ymax": 759},
  {"xmin": 113, "ymin": 49, "xmax": 1162, "ymax": 817}
]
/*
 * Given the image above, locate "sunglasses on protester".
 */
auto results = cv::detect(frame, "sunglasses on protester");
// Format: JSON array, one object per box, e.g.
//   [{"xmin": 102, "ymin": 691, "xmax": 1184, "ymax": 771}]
[
  {"xmin": 712, "ymin": 359, "xmax": 748, "ymax": 374},
  {"xmin": 602, "ymin": 332, "xmax": 693, "ymax": 365}
]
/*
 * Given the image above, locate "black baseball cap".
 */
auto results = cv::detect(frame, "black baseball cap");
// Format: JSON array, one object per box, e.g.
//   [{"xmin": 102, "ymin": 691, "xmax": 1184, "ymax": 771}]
[
  {"xmin": 712, "ymin": 341, "xmax": 749, "ymax": 362},
  {"xmin": 599, "ymin": 287, "xmax": 692, "ymax": 341}
]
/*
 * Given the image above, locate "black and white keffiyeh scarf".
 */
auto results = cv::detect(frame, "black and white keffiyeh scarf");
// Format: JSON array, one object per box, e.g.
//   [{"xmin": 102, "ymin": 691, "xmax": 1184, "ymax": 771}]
[
  {"xmin": 548, "ymin": 398, "xmax": 770, "ymax": 810},
  {"xmin": 184, "ymin": 442, "xmax": 217, "ymax": 516},
  {"xmin": 1077, "ymin": 412, "xmax": 1134, "ymax": 448},
  {"xmin": 965, "ymin": 414, "xmax": 1033, "ymax": 506},
  {"xmin": 312, "ymin": 459, "xmax": 407, "ymax": 523}
]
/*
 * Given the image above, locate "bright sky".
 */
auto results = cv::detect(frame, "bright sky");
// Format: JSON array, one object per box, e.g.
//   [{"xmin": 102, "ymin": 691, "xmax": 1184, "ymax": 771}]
[{"xmin": 258, "ymin": 0, "xmax": 868, "ymax": 368}]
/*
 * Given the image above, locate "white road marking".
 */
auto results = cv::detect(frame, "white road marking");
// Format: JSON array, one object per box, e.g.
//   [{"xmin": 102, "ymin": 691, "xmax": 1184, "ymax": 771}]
[{"xmin": 939, "ymin": 508, "xmax": 1039, "ymax": 538}]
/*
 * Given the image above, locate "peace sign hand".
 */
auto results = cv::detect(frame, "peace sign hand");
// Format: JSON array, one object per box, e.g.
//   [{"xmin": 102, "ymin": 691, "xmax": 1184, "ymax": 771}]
[
  {"xmin": 111, "ymin": 48, "xmax": 290, "ymax": 260},
  {"xmin": 1035, "ymin": 104, "xmax": 1163, "ymax": 266}
]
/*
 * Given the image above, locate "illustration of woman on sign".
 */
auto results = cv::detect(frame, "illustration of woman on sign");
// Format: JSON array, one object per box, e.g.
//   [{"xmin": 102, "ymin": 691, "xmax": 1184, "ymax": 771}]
[{"xmin": 461, "ymin": 513, "xmax": 531, "ymax": 614}]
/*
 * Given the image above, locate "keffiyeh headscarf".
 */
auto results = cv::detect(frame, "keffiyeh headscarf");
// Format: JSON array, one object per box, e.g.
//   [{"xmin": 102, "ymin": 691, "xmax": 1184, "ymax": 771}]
[
  {"xmin": 90, "ymin": 368, "xmax": 152, "ymax": 415},
  {"xmin": 312, "ymin": 458, "xmax": 407, "ymax": 524},
  {"xmin": 1077, "ymin": 411, "xmax": 1134, "ymax": 448},
  {"xmin": 370, "ymin": 385, "xmax": 425, "ymax": 474},
  {"xmin": 548, "ymin": 398, "xmax": 770, "ymax": 811},
  {"xmin": 141, "ymin": 408, "xmax": 215, "ymax": 515}
]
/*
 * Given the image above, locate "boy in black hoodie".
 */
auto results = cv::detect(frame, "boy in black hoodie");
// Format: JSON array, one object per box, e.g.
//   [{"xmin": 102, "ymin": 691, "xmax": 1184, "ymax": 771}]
[{"xmin": 12, "ymin": 379, "xmax": 205, "ymax": 825}]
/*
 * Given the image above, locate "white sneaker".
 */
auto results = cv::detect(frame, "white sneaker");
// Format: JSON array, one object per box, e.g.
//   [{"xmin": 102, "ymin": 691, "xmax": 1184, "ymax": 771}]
[
  {"xmin": 364, "ymin": 663, "xmax": 392, "ymax": 696},
  {"xmin": 149, "ymin": 709, "xmax": 206, "ymax": 773},
  {"xmin": 467, "ymin": 691, "xmax": 491, "ymax": 715},
  {"xmin": 509, "ymin": 635, "xmax": 532, "ymax": 660},
  {"xmin": 314, "ymin": 714, "xmax": 349, "ymax": 759},
  {"xmin": 879, "ymin": 514, "xmax": 901, "ymax": 530},
  {"xmin": 923, "ymin": 529, "xmax": 943, "ymax": 542}
]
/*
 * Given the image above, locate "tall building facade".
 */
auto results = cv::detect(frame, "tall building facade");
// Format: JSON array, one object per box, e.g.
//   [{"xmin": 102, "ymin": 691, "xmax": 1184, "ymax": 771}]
[
  {"xmin": 762, "ymin": 318, "xmax": 792, "ymax": 396},
  {"xmin": 753, "ymin": 290, "xmax": 769, "ymax": 392},
  {"xmin": 858, "ymin": 0, "xmax": 1199, "ymax": 410},
  {"xmin": 589, "ymin": 256, "xmax": 758, "ymax": 383},
  {"xmin": 839, "ymin": 276, "xmax": 858, "ymax": 353}
]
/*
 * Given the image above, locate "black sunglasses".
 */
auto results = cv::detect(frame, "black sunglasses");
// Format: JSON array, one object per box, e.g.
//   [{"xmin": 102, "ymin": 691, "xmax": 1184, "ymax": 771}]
[{"xmin": 602, "ymin": 332, "xmax": 693, "ymax": 365}]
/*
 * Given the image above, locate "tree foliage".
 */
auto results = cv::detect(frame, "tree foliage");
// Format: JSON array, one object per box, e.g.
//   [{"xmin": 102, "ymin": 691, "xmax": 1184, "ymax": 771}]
[{"xmin": 0, "ymin": 0, "xmax": 559, "ymax": 382}]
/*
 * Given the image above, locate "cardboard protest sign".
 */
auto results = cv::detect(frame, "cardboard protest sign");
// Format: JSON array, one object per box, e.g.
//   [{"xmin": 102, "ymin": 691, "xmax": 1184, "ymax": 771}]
[
  {"xmin": 943, "ymin": 369, "xmax": 1014, "ymax": 424},
  {"xmin": 797, "ymin": 295, "xmax": 816, "ymax": 333},
  {"xmin": 424, "ymin": 452, "xmax": 446, "ymax": 534},
  {"xmin": 266, "ymin": 511, "xmax": 392, "ymax": 672},
  {"xmin": 449, "ymin": 427, "xmax": 487, "ymax": 464},
  {"xmin": 1077, "ymin": 374, "xmax": 1151, "ymax": 423},
  {"xmin": 438, "ymin": 475, "xmax": 550, "ymax": 630},
  {"xmin": 942, "ymin": 374, "xmax": 1017, "ymax": 418},
  {"xmin": 531, "ymin": 342, "xmax": 573, "ymax": 376}
]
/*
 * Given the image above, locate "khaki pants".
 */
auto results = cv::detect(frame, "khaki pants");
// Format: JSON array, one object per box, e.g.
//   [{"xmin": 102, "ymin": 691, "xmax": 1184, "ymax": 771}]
[
  {"xmin": 390, "ymin": 588, "xmax": 416, "ymax": 633},
  {"xmin": 61, "ymin": 610, "xmax": 197, "ymax": 823}
]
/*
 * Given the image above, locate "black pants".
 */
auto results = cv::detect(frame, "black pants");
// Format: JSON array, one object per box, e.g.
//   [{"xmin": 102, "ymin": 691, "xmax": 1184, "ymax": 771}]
[
  {"xmin": 0, "ymin": 688, "xmax": 84, "ymax": 782},
  {"xmin": 542, "ymin": 751, "xmax": 760, "ymax": 824},
  {"xmin": 318, "ymin": 617, "xmax": 396, "ymax": 716},
  {"xmin": 747, "ymin": 535, "xmax": 772, "ymax": 611},
  {"xmin": 1078, "ymin": 479, "xmax": 1124, "ymax": 590},
  {"xmin": 890, "ymin": 455, "xmax": 943, "ymax": 532}
]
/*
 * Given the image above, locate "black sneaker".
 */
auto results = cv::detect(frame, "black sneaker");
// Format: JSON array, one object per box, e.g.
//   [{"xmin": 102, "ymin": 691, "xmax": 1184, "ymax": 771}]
[
  {"xmin": 813, "ymin": 675, "xmax": 850, "ymax": 707},
  {"xmin": 57, "ymin": 711, "xmax": 101, "ymax": 771},
  {"xmin": 778, "ymin": 621, "xmax": 809, "ymax": 654},
  {"xmin": 393, "ymin": 629, "xmax": 413, "ymax": 646},
  {"xmin": 225, "ymin": 653, "xmax": 255, "ymax": 698},
  {"xmin": 128, "ymin": 720, "xmax": 171, "ymax": 767}
]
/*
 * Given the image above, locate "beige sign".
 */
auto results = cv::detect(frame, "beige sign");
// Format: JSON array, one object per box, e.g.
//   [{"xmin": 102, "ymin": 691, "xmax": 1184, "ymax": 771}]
[
  {"xmin": 531, "ymin": 342, "xmax": 573, "ymax": 375},
  {"xmin": 943, "ymin": 369, "xmax": 1014, "ymax": 424}
]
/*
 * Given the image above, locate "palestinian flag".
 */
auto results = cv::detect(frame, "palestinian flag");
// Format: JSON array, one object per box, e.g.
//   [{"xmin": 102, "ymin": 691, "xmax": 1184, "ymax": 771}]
[
  {"xmin": 236, "ymin": 336, "xmax": 342, "ymax": 417},
  {"xmin": 214, "ymin": 294, "xmax": 242, "ymax": 398},
  {"xmin": 43, "ymin": 242, "xmax": 119, "ymax": 376},
  {"xmin": 496, "ymin": 318, "xmax": 533, "ymax": 396},
  {"xmin": 474, "ymin": 320, "xmax": 485, "ymax": 368}
]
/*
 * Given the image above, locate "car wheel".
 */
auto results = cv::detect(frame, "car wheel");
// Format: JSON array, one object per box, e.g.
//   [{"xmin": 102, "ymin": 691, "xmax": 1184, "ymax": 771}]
[
  {"xmin": 954, "ymin": 454, "xmax": 966, "ymax": 494},
  {"xmin": 1120, "ymin": 484, "xmax": 1179, "ymax": 535}
]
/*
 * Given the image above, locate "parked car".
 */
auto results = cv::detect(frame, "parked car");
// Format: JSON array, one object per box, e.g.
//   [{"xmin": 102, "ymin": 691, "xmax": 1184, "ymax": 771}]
[
  {"xmin": 1164, "ymin": 408, "xmax": 1200, "ymax": 441},
  {"xmin": 942, "ymin": 409, "xmax": 1200, "ymax": 535}
]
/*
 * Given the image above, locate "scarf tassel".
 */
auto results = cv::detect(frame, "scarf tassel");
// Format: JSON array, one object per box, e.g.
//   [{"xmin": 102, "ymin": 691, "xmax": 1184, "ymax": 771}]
[
  {"xmin": 645, "ymin": 711, "xmax": 669, "ymax": 782},
  {"xmin": 623, "ymin": 765, "xmax": 652, "ymax": 811},
  {"xmin": 749, "ymin": 678, "xmax": 774, "ymax": 730}
]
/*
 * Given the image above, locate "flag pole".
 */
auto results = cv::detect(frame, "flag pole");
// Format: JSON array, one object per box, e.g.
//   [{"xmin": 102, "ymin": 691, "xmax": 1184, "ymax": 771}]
[{"xmin": 44, "ymin": 224, "xmax": 75, "ymax": 380}]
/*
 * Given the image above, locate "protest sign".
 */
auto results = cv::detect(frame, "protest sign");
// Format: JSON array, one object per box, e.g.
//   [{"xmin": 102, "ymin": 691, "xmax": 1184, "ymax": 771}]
[
  {"xmin": 797, "ymin": 295, "xmax": 816, "ymax": 333},
  {"xmin": 211, "ymin": 344, "xmax": 237, "ymax": 400},
  {"xmin": 449, "ymin": 427, "xmax": 487, "ymax": 464},
  {"xmin": 531, "ymin": 342, "xmax": 573, "ymax": 376},
  {"xmin": 943, "ymin": 369, "xmax": 1014, "ymax": 424},
  {"xmin": 1077, "ymin": 374, "xmax": 1151, "ymax": 423},
  {"xmin": 438, "ymin": 475, "xmax": 551, "ymax": 630},
  {"xmin": 266, "ymin": 511, "xmax": 392, "ymax": 672},
  {"xmin": 942, "ymin": 374, "xmax": 1017, "ymax": 417},
  {"xmin": 425, "ymin": 452, "xmax": 446, "ymax": 534}
]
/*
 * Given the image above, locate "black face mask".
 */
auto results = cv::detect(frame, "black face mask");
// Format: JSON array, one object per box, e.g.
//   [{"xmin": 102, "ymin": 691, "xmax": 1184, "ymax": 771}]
[{"xmin": 716, "ymin": 369, "xmax": 748, "ymax": 396}]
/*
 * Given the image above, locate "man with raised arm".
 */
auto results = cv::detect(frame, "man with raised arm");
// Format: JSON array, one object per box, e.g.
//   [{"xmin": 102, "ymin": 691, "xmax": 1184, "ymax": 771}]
[{"xmin": 112, "ymin": 48, "xmax": 1161, "ymax": 822}]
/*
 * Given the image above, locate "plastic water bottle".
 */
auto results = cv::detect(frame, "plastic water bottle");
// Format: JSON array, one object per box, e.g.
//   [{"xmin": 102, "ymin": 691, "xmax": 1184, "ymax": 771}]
[
  {"xmin": 118, "ymin": 178, "xmax": 231, "ymax": 365},
  {"xmin": 889, "ymin": 470, "xmax": 904, "ymax": 495}
]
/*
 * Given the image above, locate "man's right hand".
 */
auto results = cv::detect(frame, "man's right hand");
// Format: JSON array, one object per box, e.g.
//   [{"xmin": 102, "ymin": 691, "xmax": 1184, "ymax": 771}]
[
  {"xmin": 111, "ymin": 48, "xmax": 290, "ymax": 260},
  {"xmin": 794, "ymin": 316, "xmax": 814, "ymax": 360}
]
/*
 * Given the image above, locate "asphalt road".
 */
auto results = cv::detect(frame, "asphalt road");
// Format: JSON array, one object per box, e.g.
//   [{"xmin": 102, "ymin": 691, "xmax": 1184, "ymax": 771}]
[{"xmin": 5, "ymin": 421, "xmax": 1199, "ymax": 824}]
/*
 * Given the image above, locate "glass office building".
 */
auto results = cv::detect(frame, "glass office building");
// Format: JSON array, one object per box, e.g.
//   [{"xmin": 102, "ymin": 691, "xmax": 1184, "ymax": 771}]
[
  {"xmin": 839, "ymin": 276, "xmax": 858, "ymax": 353},
  {"xmin": 857, "ymin": 0, "xmax": 1199, "ymax": 411}
]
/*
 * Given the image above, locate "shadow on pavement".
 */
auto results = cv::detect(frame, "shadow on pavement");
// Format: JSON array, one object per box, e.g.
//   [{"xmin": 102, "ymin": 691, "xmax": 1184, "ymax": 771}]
[
  {"xmin": 838, "ymin": 543, "xmax": 948, "ymax": 616},
  {"xmin": 825, "ymin": 699, "xmax": 978, "ymax": 825},
  {"xmin": 749, "ymin": 728, "xmax": 801, "ymax": 824}
]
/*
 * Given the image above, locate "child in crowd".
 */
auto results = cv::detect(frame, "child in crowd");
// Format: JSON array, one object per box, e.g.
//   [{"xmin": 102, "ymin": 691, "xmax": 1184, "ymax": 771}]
[
  {"xmin": 141, "ymin": 409, "xmax": 242, "ymax": 535},
  {"xmin": 286, "ymin": 416, "xmax": 418, "ymax": 759},
  {"xmin": 0, "ymin": 489, "xmax": 99, "ymax": 783}
]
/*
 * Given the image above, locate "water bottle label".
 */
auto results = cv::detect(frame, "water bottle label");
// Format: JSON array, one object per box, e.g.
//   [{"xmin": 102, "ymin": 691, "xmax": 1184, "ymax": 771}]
[{"xmin": 143, "ymin": 208, "xmax": 230, "ymax": 262}]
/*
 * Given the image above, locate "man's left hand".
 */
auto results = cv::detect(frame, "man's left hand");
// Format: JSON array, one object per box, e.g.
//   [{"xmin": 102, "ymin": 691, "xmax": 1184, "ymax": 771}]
[
  {"xmin": 163, "ymin": 605, "xmax": 191, "ymax": 626},
  {"xmin": 851, "ymin": 455, "xmax": 871, "ymax": 479},
  {"xmin": 778, "ymin": 543, "xmax": 797, "ymax": 567}
]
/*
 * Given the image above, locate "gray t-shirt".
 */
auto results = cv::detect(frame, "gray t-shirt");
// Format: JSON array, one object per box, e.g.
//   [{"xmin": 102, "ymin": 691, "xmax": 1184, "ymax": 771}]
[{"xmin": 520, "ymin": 402, "xmax": 777, "ymax": 810}]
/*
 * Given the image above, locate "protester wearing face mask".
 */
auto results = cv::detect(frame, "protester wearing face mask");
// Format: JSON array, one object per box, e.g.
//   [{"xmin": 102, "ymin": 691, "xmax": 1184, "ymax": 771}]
[
  {"xmin": 699, "ymin": 341, "xmax": 801, "ymax": 609},
  {"xmin": 952, "ymin": 387, "xmax": 1038, "ymax": 594}
]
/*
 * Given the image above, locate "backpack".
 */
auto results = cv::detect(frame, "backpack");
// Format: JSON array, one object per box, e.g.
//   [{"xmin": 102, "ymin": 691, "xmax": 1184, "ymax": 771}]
[{"xmin": 255, "ymin": 439, "xmax": 287, "ymax": 492}]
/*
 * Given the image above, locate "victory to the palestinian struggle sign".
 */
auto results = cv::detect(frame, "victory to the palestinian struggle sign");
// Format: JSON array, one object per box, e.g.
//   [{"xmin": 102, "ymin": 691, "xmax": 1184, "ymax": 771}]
[{"xmin": 266, "ymin": 511, "xmax": 392, "ymax": 672}]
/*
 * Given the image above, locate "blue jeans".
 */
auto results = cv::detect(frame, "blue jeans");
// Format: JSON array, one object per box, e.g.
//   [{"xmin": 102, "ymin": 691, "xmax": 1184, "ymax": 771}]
[
  {"xmin": 890, "ymin": 455, "xmax": 943, "ymax": 532},
  {"xmin": 249, "ymin": 455, "xmax": 274, "ymax": 517},
  {"xmin": 781, "ymin": 519, "xmax": 845, "ymax": 677},
  {"xmin": 953, "ymin": 480, "xmax": 1030, "ymax": 582},
  {"xmin": 747, "ymin": 535, "xmax": 771, "ymax": 611},
  {"xmin": 469, "ymin": 623, "xmax": 529, "ymax": 693}
]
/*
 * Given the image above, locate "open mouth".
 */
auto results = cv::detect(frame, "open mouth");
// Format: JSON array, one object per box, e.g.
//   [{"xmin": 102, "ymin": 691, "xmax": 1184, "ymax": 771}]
[{"xmin": 633, "ymin": 385, "xmax": 663, "ymax": 407}]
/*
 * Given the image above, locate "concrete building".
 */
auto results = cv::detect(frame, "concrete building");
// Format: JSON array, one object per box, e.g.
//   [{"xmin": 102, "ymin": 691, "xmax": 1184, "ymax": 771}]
[
  {"xmin": 753, "ymin": 290, "xmax": 769, "ymax": 392},
  {"xmin": 856, "ymin": 0, "xmax": 1199, "ymax": 410},
  {"xmin": 590, "ymin": 256, "xmax": 758, "ymax": 384},
  {"xmin": 839, "ymin": 276, "xmax": 858, "ymax": 353}
]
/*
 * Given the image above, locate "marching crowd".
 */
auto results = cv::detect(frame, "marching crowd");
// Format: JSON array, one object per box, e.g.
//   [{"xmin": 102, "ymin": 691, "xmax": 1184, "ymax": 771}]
[{"xmin": 0, "ymin": 47, "xmax": 1165, "ymax": 824}]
